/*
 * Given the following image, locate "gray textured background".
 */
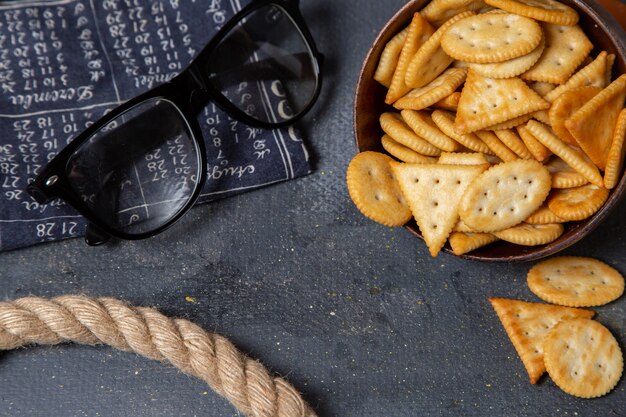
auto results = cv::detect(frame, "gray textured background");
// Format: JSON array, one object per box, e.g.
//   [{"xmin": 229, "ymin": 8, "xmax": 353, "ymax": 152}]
[{"xmin": 0, "ymin": 1, "xmax": 624, "ymax": 416}]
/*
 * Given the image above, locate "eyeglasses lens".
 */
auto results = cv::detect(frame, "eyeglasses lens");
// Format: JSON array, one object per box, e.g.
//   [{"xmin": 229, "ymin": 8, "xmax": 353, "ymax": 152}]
[
  {"xmin": 208, "ymin": 4, "xmax": 317, "ymax": 124},
  {"xmin": 66, "ymin": 98, "xmax": 201, "ymax": 236}
]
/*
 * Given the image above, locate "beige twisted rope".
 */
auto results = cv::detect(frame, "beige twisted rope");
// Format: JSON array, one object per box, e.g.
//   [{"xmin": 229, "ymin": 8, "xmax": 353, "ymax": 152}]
[{"xmin": 0, "ymin": 295, "xmax": 316, "ymax": 417}]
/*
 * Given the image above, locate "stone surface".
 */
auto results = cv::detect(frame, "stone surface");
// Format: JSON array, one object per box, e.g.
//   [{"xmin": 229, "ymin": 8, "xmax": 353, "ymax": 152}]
[{"xmin": 0, "ymin": 1, "xmax": 624, "ymax": 416}]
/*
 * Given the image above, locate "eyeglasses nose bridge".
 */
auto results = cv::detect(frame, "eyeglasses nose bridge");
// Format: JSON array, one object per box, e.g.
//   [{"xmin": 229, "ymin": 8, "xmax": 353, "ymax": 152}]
[{"xmin": 189, "ymin": 87, "xmax": 210, "ymax": 111}]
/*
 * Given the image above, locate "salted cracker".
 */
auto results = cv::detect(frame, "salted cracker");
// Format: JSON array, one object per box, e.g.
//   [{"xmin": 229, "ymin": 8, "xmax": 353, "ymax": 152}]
[
  {"xmin": 346, "ymin": 152, "xmax": 413, "ymax": 227},
  {"xmin": 422, "ymin": 0, "xmax": 487, "ymax": 27},
  {"xmin": 527, "ymin": 256, "xmax": 625, "ymax": 307},
  {"xmin": 565, "ymin": 74, "xmax": 626, "ymax": 170},
  {"xmin": 544, "ymin": 51, "xmax": 611, "ymax": 103},
  {"xmin": 489, "ymin": 297, "xmax": 594, "ymax": 384},
  {"xmin": 494, "ymin": 129, "xmax": 533, "ymax": 159},
  {"xmin": 431, "ymin": 110, "xmax": 493, "ymax": 153},
  {"xmin": 386, "ymin": 13, "xmax": 435, "ymax": 104},
  {"xmin": 516, "ymin": 124, "xmax": 552, "ymax": 162},
  {"xmin": 401, "ymin": 109, "xmax": 461, "ymax": 152},
  {"xmin": 604, "ymin": 108, "xmax": 626, "ymax": 190},
  {"xmin": 525, "ymin": 120, "xmax": 603, "ymax": 186},
  {"xmin": 524, "ymin": 205, "xmax": 567, "ymax": 225},
  {"xmin": 528, "ymin": 81, "xmax": 557, "ymax": 97},
  {"xmin": 394, "ymin": 68, "xmax": 467, "ymax": 110},
  {"xmin": 449, "ymin": 232, "xmax": 498, "ymax": 255},
  {"xmin": 381, "ymin": 134, "xmax": 438, "ymax": 164},
  {"xmin": 484, "ymin": 0, "xmax": 579, "ymax": 25},
  {"xmin": 549, "ymin": 86, "xmax": 602, "ymax": 146},
  {"xmin": 455, "ymin": 70, "xmax": 549, "ymax": 134},
  {"xmin": 459, "ymin": 159, "xmax": 551, "ymax": 232},
  {"xmin": 545, "ymin": 156, "xmax": 588, "ymax": 189},
  {"xmin": 485, "ymin": 114, "xmax": 534, "ymax": 131},
  {"xmin": 544, "ymin": 319, "xmax": 623, "ymax": 398},
  {"xmin": 546, "ymin": 184, "xmax": 610, "ymax": 221},
  {"xmin": 438, "ymin": 151, "xmax": 490, "ymax": 166},
  {"xmin": 405, "ymin": 11, "xmax": 475, "ymax": 88},
  {"xmin": 521, "ymin": 23, "xmax": 593, "ymax": 84},
  {"xmin": 432, "ymin": 92, "xmax": 462, "ymax": 112},
  {"xmin": 391, "ymin": 162, "xmax": 487, "ymax": 256},
  {"xmin": 441, "ymin": 13, "xmax": 543, "ymax": 64},
  {"xmin": 374, "ymin": 27, "xmax": 409, "ymax": 88},
  {"xmin": 493, "ymin": 223, "xmax": 564, "ymax": 245},
  {"xmin": 468, "ymin": 37, "xmax": 545, "ymax": 78},
  {"xmin": 380, "ymin": 112, "xmax": 442, "ymax": 156},
  {"xmin": 475, "ymin": 131, "xmax": 519, "ymax": 162}
]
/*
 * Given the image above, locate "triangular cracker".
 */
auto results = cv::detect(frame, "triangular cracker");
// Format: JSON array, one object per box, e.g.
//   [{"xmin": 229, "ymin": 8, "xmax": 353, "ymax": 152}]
[
  {"xmin": 604, "ymin": 108, "xmax": 626, "ymax": 189},
  {"xmin": 526, "ymin": 120, "xmax": 603, "ymax": 186},
  {"xmin": 390, "ymin": 162, "xmax": 487, "ymax": 256},
  {"xmin": 455, "ymin": 70, "xmax": 549, "ymax": 134},
  {"xmin": 488, "ymin": 298, "xmax": 595, "ymax": 384},
  {"xmin": 386, "ymin": 13, "xmax": 434, "ymax": 104},
  {"xmin": 565, "ymin": 74, "xmax": 626, "ymax": 170}
]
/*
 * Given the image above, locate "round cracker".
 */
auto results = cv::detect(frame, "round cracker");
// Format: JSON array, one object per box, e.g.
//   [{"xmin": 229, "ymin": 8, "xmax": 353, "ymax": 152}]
[
  {"xmin": 459, "ymin": 159, "xmax": 552, "ymax": 232},
  {"xmin": 346, "ymin": 152, "xmax": 412, "ymax": 226},
  {"xmin": 484, "ymin": 0, "xmax": 579, "ymax": 25},
  {"xmin": 547, "ymin": 184, "xmax": 609, "ymax": 221},
  {"xmin": 493, "ymin": 223, "xmax": 563, "ymax": 245},
  {"xmin": 527, "ymin": 256, "xmax": 625, "ymax": 307},
  {"xmin": 525, "ymin": 205, "xmax": 567, "ymax": 225},
  {"xmin": 468, "ymin": 37, "xmax": 545, "ymax": 78},
  {"xmin": 544, "ymin": 319, "xmax": 623, "ymax": 398},
  {"xmin": 441, "ymin": 13, "xmax": 543, "ymax": 64}
]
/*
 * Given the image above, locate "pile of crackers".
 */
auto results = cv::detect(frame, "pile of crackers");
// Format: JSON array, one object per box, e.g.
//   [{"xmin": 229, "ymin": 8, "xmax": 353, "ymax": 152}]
[
  {"xmin": 347, "ymin": 0, "xmax": 626, "ymax": 257},
  {"xmin": 491, "ymin": 256, "xmax": 624, "ymax": 398}
]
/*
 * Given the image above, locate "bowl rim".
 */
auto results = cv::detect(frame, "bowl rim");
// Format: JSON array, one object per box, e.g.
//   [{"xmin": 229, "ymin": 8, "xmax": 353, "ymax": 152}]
[{"xmin": 353, "ymin": 0, "xmax": 626, "ymax": 262}]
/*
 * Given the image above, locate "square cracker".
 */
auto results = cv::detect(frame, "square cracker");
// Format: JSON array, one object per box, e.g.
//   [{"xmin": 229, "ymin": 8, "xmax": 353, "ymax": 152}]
[
  {"xmin": 521, "ymin": 23, "xmax": 593, "ymax": 84},
  {"xmin": 385, "ymin": 13, "xmax": 434, "ymax": 104},
  {"xmin": 374, "ymin": 27, "xmax": 409, "ymax": 88},
  {"xmin": 455, "ymin": 70, "xmax": 549, "ymax": 134},
  {"xmin": 390, "ymin": 162, "xmax": 487, "ymax": 257},
  {"xmin": 488, "ymin": 298, "xmax": 594, "ymax": 384},
  {"xmin": 544, "ymin": 51, "xmax": 612, "ymax": 103}
]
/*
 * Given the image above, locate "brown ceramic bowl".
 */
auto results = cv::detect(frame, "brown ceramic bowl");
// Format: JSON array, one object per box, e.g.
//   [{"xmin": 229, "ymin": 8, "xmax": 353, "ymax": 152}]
[{"xmin": 354, "ymin": 0, "xmax": 626, "ymax": 262}]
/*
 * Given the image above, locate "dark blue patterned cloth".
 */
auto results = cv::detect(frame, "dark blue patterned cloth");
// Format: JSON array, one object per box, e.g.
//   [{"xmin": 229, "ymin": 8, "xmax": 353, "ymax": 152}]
[{"xmin": 0, "ymin": 0, "xmax": 311, "ymax": 251}]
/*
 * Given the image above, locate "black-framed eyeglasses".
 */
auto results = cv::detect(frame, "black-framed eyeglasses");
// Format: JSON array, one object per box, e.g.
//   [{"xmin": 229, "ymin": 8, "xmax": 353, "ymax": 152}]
[{"xmin": 27, "ymin": 0, "xmax": 322, "ymax": 246}]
